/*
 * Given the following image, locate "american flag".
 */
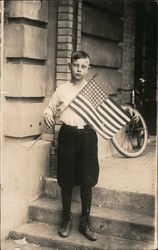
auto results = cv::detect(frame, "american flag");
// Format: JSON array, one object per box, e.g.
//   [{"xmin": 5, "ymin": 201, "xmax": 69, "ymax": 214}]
[{"xmin": 70, "ymin": 78, "xmax": 131, "ymax": 140}]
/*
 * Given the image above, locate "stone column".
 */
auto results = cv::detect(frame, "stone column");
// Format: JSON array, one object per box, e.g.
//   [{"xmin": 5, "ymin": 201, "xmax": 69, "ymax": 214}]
[{"xmin": 2, "ymin": 0, "xmax": 51, "ymax": 239}]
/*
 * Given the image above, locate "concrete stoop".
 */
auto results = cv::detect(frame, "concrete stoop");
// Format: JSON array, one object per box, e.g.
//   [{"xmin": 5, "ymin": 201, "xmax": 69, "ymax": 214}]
[
  {"xmin": 8, "ymin": 222, "xmax": 154, "ymax": 250},
  {"xmin": 44, "ymin": 178, "xmax": 155, "ymax": 215},
  {"xmin": 7, "ymin": 177, "xmax": 155, "ymax": 250},
  {"xmin": 2, "ymin": 239, "xmax": 55, "ymax": 250},
  {"xmin": 28, "ymin": 197, "xmax": 154, "ymax": 242}
]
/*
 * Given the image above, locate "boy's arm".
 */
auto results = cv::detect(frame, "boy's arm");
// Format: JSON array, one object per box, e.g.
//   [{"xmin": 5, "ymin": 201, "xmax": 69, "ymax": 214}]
[{"xmin": 43, "ymin": 89, "xmax": 60, "ymax": 128}]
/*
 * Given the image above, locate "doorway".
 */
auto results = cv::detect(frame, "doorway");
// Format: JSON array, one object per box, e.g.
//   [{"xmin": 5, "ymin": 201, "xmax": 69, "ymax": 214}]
[{"xmin": 135, "ymin": 1, "xmax": 157, "ymax": 135}]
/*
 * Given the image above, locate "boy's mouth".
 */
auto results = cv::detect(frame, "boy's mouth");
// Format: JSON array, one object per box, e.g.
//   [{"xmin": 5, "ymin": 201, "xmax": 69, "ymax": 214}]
[{"xmin": 75, "ymin": 73, "xmax": 82, "ymax": 77}]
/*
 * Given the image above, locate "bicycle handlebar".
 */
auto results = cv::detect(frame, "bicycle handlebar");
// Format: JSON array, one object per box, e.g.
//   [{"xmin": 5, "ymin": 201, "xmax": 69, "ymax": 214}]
[{"xmin": 117, "ymin": 88, "xmax": 134, "ymax": 93}]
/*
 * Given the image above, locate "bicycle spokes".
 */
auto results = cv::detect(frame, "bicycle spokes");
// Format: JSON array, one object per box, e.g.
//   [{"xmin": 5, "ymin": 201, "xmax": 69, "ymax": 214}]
[{"xmin": 112, "ymin": 106, "xmax": 148, "ymax": 158}]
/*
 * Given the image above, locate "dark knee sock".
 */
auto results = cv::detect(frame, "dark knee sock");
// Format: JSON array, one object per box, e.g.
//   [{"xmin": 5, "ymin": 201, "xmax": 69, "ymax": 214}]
[
  {"xmin": 61, "ymin": 187, "xmax": 72, "ymax": 219},
  {"xmin": 80, "ymin": 187, "xmax": 92, "ymax": 217}
]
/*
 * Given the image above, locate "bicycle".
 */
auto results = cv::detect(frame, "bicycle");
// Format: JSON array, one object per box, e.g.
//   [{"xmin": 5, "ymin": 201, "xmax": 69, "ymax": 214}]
[{"xmin": 111, "ymin": 88, "xmax": 148, "ymax": 158}]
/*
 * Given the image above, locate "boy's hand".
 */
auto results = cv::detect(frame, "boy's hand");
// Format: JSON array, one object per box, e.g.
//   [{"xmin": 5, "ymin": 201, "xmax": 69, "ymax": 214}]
[
  {"xmin": 44, "ymin": 114, "xmax": 55, "ymax": 128},
  {"xmin": 128, "ymin": 108, "xmax": 139, "ymax": 122}
]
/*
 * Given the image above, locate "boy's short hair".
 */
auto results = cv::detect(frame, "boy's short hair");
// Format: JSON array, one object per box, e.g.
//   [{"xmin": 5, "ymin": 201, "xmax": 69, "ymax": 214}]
[{"xmin": 71, "ymin": 50, "xmax": 91, "ymax": 64}]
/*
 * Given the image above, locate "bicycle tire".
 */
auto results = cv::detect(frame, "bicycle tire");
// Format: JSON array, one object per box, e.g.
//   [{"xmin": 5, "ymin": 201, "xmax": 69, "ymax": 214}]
[{"xmin": 111, "ymin": 105, "xmax": 148, "ymax": 158}]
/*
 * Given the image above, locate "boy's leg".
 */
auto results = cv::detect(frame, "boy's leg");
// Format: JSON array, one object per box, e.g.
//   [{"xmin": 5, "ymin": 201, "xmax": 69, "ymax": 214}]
[
  {"xmin": 79, "ymin": 187, "xmax": 97, "ymax": 241},
  {"xmin": 58, "ymin": 187, "xmax": 73, "ymax": 237},
  {"xmin": 81, "ymin": 187, "xmax": 92, "ymax": 216}
]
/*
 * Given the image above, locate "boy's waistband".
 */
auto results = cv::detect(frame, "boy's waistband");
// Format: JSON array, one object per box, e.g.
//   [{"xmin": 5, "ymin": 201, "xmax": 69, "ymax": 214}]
[{"xmin": 62, "ymin": 123, "xmax": 91, "ymax": 130}]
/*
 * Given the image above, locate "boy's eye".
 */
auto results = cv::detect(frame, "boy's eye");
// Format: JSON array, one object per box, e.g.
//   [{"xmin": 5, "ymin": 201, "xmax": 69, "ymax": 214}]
[
  {"xmin": 73, "ymin": 64, "xmax": 88, "ymax": 69},
  {"xmin": 73, "ymin": 63, "xmax": 78, "ymax": 67},
  {"xmin": 81, "ymin": 65, "xmax": 87, "ymax": 69}
]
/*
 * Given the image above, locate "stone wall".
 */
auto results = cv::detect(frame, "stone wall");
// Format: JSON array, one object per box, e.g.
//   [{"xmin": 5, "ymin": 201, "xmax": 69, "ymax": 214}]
[{"xmin": 1, "ymin": 0, "xmax": 53, "ymax": 239}]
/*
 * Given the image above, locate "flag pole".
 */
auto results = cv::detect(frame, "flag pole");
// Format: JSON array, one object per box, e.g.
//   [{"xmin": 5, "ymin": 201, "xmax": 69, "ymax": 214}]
[
  {"xmin": 27, "ymin": 125, "xmax": 50, "ymax": 152},
  {"xmin": 28, "ymin": 74, "xmax": 97, "ymax": 151}
]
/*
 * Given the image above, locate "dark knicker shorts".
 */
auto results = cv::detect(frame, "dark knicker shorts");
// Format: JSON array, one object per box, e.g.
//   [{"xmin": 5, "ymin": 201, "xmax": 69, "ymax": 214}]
[{"xmin": 57, "ymin": 123, "xmax": 99, "ymax": 188}]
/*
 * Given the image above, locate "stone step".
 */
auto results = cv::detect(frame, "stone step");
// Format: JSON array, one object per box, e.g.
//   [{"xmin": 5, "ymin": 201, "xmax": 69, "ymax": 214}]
[
  {"xmin": 44, "ymin": 178, "xmax": 155, "ymax": 216},
  {"xmin": 2, "ymin": 239, "xmax": 55, "ymax": 250},
  {"xmin": 28, "ymin": 197, "xmax": 154, "ymax": 243},
  {"xmin": 9, "ymin": 221, "xmax": 154, "ymax": 250}
]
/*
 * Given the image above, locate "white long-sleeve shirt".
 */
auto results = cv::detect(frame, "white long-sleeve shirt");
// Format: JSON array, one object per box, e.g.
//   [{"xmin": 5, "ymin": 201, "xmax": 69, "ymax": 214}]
[{"xmin": 43, "ymin": 80, "xmax": 87, "ymax": 128}]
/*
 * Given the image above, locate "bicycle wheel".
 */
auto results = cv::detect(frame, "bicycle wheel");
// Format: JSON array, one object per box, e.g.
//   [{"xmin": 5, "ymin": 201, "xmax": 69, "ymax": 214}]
[{"xmin": 111, "ymin": 105, "xmax": 148, "ymax": 158}]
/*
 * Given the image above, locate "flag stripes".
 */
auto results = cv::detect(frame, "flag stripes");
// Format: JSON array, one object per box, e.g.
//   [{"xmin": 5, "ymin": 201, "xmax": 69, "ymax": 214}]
[
  {"xmin": 73, "ymin": 98, "xmax": 115, "ymax": 137},
  {"xmin": 97, "ymin": 106, "xmax": 122, "ymax": 130},
  {"xmin": 105, "ymin": 98, "xmax": 131, "ymax": 122},
  {"xmin": 71, "ymin": 102, "xmax": 112, "ymax": 139},
  {"xmin": 101, "ymin": 103, "xmax": 126, "ymax": 125},
  {"xmin": 77, "ymin": 95, "xmax": 118, "ymax": 133},
  {"xmin": 71, "ymin": 107, "xmax": 112, "ymax": 139},
  {"xmin": 96, "ymin": 106, "xmax": 122, "ymax": 130},
  {"xmin": 69, "ymin": 79, "xmax": 131, "ymax": 140}
]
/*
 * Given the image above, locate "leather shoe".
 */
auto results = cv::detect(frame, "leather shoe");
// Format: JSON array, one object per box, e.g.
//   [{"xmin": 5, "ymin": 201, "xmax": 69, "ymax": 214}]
[
  {"xmin": 79, "ymin": 216, "xmax": 97, "ymax": 241},
  {"xmin": 58, "ymin": 215, "xmax": 72, "ymax": 237}
]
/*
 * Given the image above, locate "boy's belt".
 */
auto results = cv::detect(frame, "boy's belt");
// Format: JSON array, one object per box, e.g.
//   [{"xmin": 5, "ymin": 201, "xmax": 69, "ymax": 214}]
[
  {"xmin": 77, "ymin": 124, "xmax": 86, "ymax": 129},
  {"xmin": 63, "ymin": 123, "xmax": 91, "ymax": 130}
]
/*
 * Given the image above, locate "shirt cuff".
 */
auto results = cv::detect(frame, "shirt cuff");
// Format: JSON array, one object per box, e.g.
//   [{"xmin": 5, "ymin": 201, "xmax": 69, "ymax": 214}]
[{"xmin": 43, "ymin": 106, "xmax": 54, "ymax": 117}]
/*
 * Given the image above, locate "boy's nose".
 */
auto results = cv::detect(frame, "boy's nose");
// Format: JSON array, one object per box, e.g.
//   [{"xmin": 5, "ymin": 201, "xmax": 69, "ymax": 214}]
[{"xmin": 77, "ymin": 65, "xmax": 82, "ymax": 72}]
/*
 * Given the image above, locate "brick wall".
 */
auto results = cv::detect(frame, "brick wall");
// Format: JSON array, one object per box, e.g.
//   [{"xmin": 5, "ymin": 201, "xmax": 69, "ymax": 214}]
[
  {"xmin": 56, "ymin": 0, "xmax": 82, "ymax": 87},
  {"xmin": 50, "ymin": 0, "xmax": 83, "ymax": 176},
  {"xmin": 121, "ymin": 1, "xmax": 136, "ymax": 90},
  {"xmin": 76, "ymin": 0, "xmax": 82, "ymax": 51},
  {"xmin": 50, "ymin": 0, "xmax": 76, "ymax": 176},
  {"xmin": 56, "ymin": 0, "xmax": 73, "ymax": 87},
  {"xmin": 117, "ymin": 1, "xmax": 136, "ymax": 105}
]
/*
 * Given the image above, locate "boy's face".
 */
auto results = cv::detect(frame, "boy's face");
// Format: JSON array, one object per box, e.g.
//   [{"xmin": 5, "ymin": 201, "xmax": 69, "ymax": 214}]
[{"xmin": 69, "ymin": 57, "xmax": 90, "ymax": 82}]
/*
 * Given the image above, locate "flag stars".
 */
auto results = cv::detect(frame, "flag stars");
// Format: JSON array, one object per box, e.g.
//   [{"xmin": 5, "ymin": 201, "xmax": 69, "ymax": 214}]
[{"xmin": 81, "ymin": 80, "xmax": 107, "ymax": 108}]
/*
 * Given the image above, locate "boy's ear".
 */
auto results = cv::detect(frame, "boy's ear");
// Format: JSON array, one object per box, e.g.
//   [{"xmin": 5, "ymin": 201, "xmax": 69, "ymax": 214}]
[
  {"xmin": 88, "ymin": 65, "xmax": 91, "ymax": 71},
  {"xmin": 68, "ymin": 63, "xmax": 71, "ymax": 71}
]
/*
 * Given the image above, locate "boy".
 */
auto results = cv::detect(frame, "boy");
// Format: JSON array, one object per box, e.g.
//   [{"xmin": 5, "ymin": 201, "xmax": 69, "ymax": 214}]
[{"xmin": 43, "ymin": 51, "xmax": 98, "ymax": 241}]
